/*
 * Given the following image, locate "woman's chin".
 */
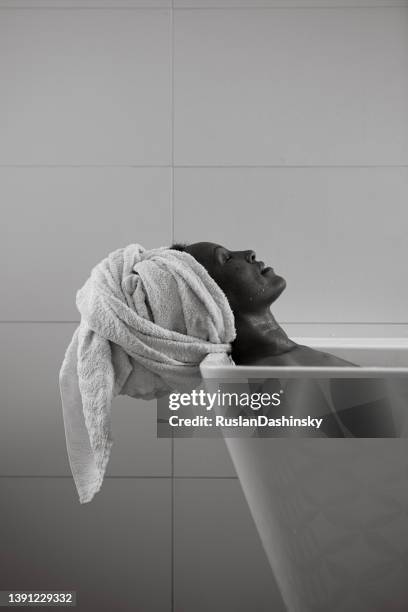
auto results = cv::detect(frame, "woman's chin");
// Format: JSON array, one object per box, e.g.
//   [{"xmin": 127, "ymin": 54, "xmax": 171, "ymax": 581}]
[{"xmin": 270, "ymin": 276, "xmax": 286, "ymax": 301}]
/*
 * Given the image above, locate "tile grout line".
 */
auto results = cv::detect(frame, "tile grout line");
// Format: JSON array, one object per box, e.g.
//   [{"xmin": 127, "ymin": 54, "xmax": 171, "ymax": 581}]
[
  {"xmin": 175, "ymin": 4, "xmax": 407, "ymax": 8},
  {"xmin": 171, "ymin": 434, "xmax": 175, "ymax": 612},
  {"xmin": 0, "ymin": 475, "xmax": 238, "ymax": 479},
  {"xmin": 1, "ymin": 164, "xmax": 408, "ymax": 168},
  {"xmin": 2, "ymin": 320, "xmax": 408, "ymax": 325},
  {"xmin": 0, "ymin": 164, "xmax": 172, "ymax": 167},
  {"xmin": 0, "ymin": 5, "xmax": 407, "ymax": 10},
  {"xmin": 0, "ymin": 6, "xmax": 171, "ymax": 10},
  {"xmin": 173, "ymin": 164, "xmax": 408, "ymax": 168},
  {"xmin": 170, "ymin": 2, "xmax": 175, "ymax": 611}
]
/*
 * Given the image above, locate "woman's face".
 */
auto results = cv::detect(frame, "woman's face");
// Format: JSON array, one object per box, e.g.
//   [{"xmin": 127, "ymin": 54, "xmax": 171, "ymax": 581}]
[{"xmin": 184, "ymin": 242, "xmax": 286, "ymax": 313}]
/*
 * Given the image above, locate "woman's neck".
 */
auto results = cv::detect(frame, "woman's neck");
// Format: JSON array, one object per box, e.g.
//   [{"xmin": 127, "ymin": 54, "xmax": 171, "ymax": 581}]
[{"xmin": 231, "ymin": 308, "xmax": 297, "ymax": 364}]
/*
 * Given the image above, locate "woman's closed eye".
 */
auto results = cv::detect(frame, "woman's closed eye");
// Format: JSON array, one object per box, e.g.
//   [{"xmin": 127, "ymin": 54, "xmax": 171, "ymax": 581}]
[{"xmin": 214, "ymin": 245, "xmax": 232, "ymax": 265}]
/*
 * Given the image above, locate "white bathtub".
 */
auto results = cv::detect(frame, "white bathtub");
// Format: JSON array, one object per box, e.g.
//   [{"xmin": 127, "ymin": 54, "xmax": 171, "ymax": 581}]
[{"xmin": 200, "ymin": 338, "xmax": 408, "ymax": 612}]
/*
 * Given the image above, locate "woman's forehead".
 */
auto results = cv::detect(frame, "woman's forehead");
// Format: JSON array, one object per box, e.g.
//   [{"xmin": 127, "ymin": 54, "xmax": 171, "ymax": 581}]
[
  {"xmin": 188, "ymin": 241, "xmax": 223, "ymax": 258},
  {"xmin": 183, "ymin": 242, "xmax": 222, "ymax": 273}
]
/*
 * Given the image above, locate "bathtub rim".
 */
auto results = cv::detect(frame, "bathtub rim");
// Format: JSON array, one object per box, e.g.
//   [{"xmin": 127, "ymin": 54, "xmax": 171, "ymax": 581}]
[{"xmin": 200, "ymin": 337, "xmax": 408, "ymax": 379}]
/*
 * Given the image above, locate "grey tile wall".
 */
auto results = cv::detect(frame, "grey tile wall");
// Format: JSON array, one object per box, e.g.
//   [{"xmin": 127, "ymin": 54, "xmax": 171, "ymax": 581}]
[
  {"xmin": 173, "ymin": 7, "xmax": 408, "ymax": 166},
  {"xmin": 174, "ymin": 438, "xmax": 236, "ymax": 477},
  {"xmin": 0, "ymin": 323, "xmax": 171, "ymax": 476},
  {"xmin": 0, "ymin": 8, "xmax": 171, "ymax": 165},
  {"xmin": 174, "ymin": 478, "xmax": 286, "ymax": 611},
  {"xmin": 0, "ymin": 167, "xmax": 172, "ymax": 320},
  {"xmin": 2, "ymin": 2, "xmax": 408, "ymax": 611},
  {"xmin": 0, "ymin": 478, "xmax": 172, "ymax": 612}
]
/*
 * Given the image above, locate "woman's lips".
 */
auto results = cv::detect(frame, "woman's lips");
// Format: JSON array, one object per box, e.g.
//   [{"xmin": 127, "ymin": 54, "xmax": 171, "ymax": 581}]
[{"xmin": 257, "ymin": 261, "xmax": 275, "ymax": 275}]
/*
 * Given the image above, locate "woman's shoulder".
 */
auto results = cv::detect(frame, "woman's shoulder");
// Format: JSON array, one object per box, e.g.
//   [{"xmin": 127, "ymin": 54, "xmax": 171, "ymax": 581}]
[{"xmin": 244, "ymin": 345, "xmax": 356, "ymax": 367}]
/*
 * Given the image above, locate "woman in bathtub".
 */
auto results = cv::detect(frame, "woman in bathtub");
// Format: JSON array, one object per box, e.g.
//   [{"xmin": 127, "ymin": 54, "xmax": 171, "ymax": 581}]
[{"xmin": 171, "ymin": 241, "xmax": 398, "ymax": 437}]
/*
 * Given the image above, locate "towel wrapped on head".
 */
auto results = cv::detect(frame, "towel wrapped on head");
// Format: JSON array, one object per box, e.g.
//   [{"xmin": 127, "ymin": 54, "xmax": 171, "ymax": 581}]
[{"xmin": 59, "ymin": 244, "xmax": 236, "ymax": 504}]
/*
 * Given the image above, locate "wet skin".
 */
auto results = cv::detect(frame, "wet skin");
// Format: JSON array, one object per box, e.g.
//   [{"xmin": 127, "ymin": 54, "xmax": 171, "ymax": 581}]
[
  {"xmin": 182, "ymin": 241, "xmax": 355, "ymax": 368},
  {"xmin": 181, "ymin": 242, "xmax": 398, "ymax": 437}
]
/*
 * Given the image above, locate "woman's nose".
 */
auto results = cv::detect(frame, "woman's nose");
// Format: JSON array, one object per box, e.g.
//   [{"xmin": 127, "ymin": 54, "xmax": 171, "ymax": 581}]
[{"xmin": 245, "ymin": 250, "xmax": 256, "ymax": 263}]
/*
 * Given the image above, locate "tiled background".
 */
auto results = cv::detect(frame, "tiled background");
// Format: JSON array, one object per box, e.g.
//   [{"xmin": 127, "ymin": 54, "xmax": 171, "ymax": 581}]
[{"xmin": 1, "ymin": 1, "xmax": 407, "ymax": 610}]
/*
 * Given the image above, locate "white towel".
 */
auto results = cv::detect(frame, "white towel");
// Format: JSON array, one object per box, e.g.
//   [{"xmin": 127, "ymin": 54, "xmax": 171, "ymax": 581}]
[{"xmin": 59, "ymin": 244, "xmax": 236, "ymax": 504}]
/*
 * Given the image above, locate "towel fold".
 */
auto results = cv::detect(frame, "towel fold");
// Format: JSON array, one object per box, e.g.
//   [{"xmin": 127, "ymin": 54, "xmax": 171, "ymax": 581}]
[{"xmin": 59, "ymin": 244, "xmax": 236, "ymax": 504}]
